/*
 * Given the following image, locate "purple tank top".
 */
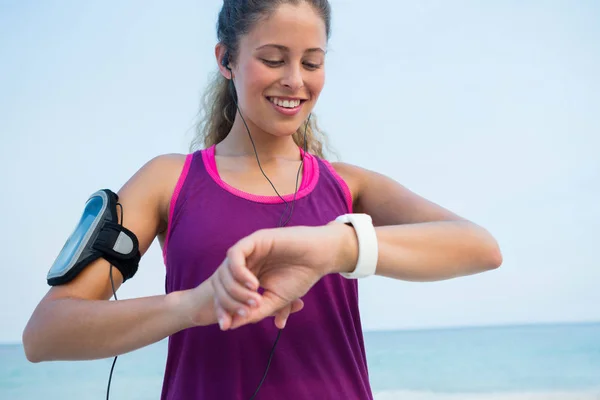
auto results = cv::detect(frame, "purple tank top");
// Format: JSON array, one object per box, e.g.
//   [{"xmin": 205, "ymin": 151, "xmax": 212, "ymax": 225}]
[{"xmin": 161, "ymin": 145, "xmax": 373, "ymax": 400}]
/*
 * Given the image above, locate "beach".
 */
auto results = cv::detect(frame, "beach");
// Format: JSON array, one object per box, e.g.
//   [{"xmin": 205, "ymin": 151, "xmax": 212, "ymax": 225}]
[
  {"xmin": 2, "ymin": 323, "xmax": 599, "ymax": 399},
  {"xmin": 374, "ymin": 391, "xmax": 600, "ymax": 400}
]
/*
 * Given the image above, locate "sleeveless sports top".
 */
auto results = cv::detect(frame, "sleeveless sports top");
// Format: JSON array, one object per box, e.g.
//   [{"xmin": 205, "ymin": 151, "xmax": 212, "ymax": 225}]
[{"xmin": 161, "ymin": 145, "xmax": 373, "ymax": 400}]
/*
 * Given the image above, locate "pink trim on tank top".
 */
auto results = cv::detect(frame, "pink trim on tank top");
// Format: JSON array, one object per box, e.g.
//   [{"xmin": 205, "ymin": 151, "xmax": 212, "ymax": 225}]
[
  {"xmin": 322, "ymin": 160, "xmax": 353, "ymax": 213},
  {"xmin": 202, "ymin": 145, "xmax": 319, "ymax": 204},
  {"xmin": 162, "ymin": 153, "xmax": 193, "ymax": 265}
]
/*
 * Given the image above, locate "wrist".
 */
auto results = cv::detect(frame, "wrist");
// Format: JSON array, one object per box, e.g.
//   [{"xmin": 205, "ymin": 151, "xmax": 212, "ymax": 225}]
[
  {"xmin": 329, "ymin": 213, "xmax": 379, "ymax": 279},
  {"xmin": 167, "ymin": 280, "xmax": 215, "ymax": 329},
  {"xmin": 326, "ymin": 221, "xmax": 359, "ymax": 275}
]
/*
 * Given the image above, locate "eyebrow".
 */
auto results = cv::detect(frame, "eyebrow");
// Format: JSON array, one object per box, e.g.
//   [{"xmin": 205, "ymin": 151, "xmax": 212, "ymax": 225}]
[{"xmin": 255, "ymin": 44, "xmax": 326, "ymax": 54}]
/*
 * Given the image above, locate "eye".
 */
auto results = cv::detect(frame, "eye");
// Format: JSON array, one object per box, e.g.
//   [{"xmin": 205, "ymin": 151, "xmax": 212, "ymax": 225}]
[
  {"xmin": 303, "ymin": 62, "xmax": 322, "ymax": 70},
  {"xmin": 261, "ymin": 59, "xmax": 284, "ymax": 67}
]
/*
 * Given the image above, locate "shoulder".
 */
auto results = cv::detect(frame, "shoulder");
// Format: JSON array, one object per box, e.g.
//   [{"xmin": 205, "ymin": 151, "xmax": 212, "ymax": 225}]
[
  {"xmin": 133, "ymin": 153, "xmax": 189, "ymax": 193},
  {"xmin": 143, "ymin": 153, "xmax": 189, "ymax": 170},
  {"xmin": 327, "ymin": 161, "xmax": 368, "ymax": 206},
  {"xmin": 124, "ymin": 153, "xmax": 190, "ymax": 230}
]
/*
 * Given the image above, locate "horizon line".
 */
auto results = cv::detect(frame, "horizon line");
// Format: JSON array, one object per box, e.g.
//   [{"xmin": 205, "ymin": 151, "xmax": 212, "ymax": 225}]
[
  {"xmin": 362, "ymin": 318, "xmax": 600, "ymax": 334},
  {"xmin": 2, "ymin": 319, "xmax": 599, "ymax": 346}
]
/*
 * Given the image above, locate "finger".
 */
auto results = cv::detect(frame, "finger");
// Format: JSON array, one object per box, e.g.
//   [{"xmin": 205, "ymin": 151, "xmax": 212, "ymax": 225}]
[
  {"xmin": 230, "ymin": 290, "xmax": 288, "ymax": 328},
  {"xmin": 229, "ymin": 310, "xmax": 253, "ymax": 330},
  {"xmin": 230, "ymin": 298, "xmax": 302, "ymax": 331},
  {"xmin": 226, "ymin": 247, "xmax": 261, "ymax": 291},
  {"xmin": 227, "ymin": 230, "xmax": 268, "ymax": 289},
  {"xmin": 229, "ymin": 296, "xmax": 283, "ymax": 331},
  {"xmin": 290, "ymin": 298, "xmax": 304, "ymax": 314},
  {"xmin": 212, "ymin": 269, "xmax": 252, "ymax": 319},
  {"xmin": 274, "ymin": 305, "xmax": 292, "ymax": 329},
  {"xmin": 218, "ymin": 259, "xmax": 262, "ymax": 309},
  {"xmin": 274, "ymin": 299, "xmax": 305, "ymax": 329},
  {"xmin": 213, "ymin": 298, "xmax": 232, "ymax": 331}
]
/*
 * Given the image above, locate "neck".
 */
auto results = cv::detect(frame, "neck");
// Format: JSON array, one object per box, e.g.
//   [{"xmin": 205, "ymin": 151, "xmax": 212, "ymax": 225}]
[{"xmin": 216, "ymin": 111, "xmax": 301, "ymax": 161}]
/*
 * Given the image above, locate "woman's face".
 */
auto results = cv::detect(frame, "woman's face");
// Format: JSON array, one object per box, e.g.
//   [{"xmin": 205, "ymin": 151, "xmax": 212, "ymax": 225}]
[{"xmin": 220, "ymin": 2, "xmax": 327, "ymax": 137}]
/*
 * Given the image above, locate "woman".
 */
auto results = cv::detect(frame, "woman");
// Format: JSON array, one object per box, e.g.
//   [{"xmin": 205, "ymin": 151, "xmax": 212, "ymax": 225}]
[{"xmin": 23, "ymin": 1, "xmax": 502, "ymax": 399}]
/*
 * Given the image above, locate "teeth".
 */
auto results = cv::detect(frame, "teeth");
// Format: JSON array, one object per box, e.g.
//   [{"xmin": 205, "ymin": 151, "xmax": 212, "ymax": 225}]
[{"xmin": 269, "ymin": 97, "xmax": 301, "ymax": 108}]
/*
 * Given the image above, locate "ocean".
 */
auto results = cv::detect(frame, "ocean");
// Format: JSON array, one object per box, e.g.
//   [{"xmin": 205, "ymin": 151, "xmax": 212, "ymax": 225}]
[{"xmin": 1, "ymin": 322, "xmax": 599, "ymax": 399}]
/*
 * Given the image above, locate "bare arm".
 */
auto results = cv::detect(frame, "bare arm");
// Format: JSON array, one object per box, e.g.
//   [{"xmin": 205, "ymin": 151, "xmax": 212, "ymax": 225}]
[
  {"xmin": 22, "ymin": 154, "xmax": 215, "ymax": 362},
  {"xmin": 330, "ymin": 163, "xmax": 502, "ymax": 281},
  {"xmin": 24, "ymin": 288, "xmax": 212, "ymax": 362}
]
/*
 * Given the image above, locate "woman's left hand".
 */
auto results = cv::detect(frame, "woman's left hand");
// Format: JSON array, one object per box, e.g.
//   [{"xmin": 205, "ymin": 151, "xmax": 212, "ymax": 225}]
[{"xmin": 210, "ymin": 222, "xmax": 357, "ymax": 331}]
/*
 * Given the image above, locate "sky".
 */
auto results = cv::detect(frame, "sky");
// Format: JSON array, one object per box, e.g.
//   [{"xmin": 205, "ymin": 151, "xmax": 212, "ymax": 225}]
[{"xmin": 0, "ymin": 0, "xmax": 598, "ymax": 344}]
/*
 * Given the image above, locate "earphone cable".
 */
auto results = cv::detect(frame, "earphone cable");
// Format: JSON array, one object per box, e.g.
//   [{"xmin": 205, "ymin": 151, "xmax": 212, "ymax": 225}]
[
  {"xmin": 229, "ymin": 73, "xmax": 310, "ymax": 399},
  {"xmin": 106, "ymin": 202, "xmax": 123, "ymax": 400}
]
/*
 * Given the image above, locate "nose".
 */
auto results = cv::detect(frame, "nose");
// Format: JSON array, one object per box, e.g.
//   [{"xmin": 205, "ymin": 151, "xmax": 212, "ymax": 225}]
[{"xmin": 280, "ymin": 64, "xmax": 304, "ymax": 91}]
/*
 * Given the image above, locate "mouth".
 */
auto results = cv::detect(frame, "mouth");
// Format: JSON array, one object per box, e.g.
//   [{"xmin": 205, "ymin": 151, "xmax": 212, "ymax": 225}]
[
  {"xmin": 266, "ymin": 96, "xmax": 307, "ymax": 108},
  {"xmin": 266, "ymin": 96, "xmax": 307, "ymax": 117}
]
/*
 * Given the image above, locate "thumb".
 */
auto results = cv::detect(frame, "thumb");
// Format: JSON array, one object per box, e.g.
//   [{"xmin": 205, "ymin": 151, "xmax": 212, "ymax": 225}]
[
  {"xmin": 290, "ymin": 298, "xmax": 304, "ymax": 313},
  {"xmin": 273, "ymin": 298, "xmax": 305, "ymax": 329},
  {"xmin": 274, "ymin": 305, "xmax": 292, "ymax": 329}
]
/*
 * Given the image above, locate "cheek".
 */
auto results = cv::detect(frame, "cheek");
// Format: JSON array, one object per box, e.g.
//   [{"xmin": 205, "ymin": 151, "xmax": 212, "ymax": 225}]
[
  {"xmin": 306, "ymin": 70, "xmax": 325, "ymax": 99},
  {"xmin": 241, "ymin": 63, "xmax": 272, "ymax": 99}
]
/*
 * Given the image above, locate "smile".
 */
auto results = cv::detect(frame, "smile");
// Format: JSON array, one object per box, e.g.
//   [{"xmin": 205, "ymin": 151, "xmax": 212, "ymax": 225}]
[
  {"xmin": 267, "ymin": 97, "xmax": 304, "ymax": 109},
  {"xmin": 266, "ymin": 96, "xmax": 306, "ymax": 116}
]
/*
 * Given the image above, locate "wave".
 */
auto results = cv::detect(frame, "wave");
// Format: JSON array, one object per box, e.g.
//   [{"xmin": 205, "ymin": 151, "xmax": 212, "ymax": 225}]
[{"xmin": 373, "ymin": 390, "xmax": 600, "ymax": 400}]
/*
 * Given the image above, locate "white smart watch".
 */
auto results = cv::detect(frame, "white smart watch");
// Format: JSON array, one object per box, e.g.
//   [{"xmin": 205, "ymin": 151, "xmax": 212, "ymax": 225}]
[{"xmin": 335, "ymin": 213, "xmax": 379, "ymax": 279}]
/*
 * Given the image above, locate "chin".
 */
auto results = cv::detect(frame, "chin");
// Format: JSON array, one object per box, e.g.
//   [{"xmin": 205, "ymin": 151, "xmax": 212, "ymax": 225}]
[
  {"xmin": 259, "ymin": 119, "xmax": 305, "ymax": 138},
  {"xmin": 273, "ymin": 123, "xmax": 305, "ymax": 137},
  {"xmin": 262, "ymin": 128, "xmax": 296, "ymax": 139}
]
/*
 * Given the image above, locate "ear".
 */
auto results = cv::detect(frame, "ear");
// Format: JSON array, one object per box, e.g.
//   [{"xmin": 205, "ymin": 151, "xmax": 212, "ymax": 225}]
[{"xmin": 215, "ymin": 43, "xmax": 232, "ymax": 80}]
